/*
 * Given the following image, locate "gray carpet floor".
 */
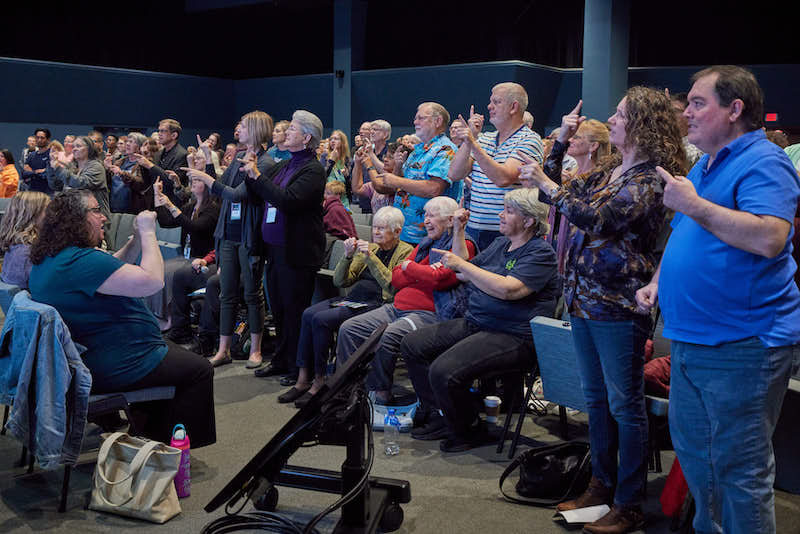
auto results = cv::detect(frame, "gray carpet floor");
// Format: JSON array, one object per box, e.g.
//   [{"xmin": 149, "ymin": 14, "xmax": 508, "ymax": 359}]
[{"xmin": 1, "ymin": 359, "xmax": 799, "ymax": 533}]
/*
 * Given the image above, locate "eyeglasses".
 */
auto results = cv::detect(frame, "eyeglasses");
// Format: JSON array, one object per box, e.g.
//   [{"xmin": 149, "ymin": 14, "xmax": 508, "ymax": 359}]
[
  {"xmin": 87, "ymin": 206, "xmax": 103, "ymax": 214},
  {"xmin": 414, "ymin": 114, "xmax": 433, "ymax": 122},
  {"xmin": 157, "ymin": 128, "xmax": 171, "ymax": 134}
]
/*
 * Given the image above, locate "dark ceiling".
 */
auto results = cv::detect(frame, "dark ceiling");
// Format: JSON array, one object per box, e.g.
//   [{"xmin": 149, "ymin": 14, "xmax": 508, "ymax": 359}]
[{"xmin": 1, "ymin": 1, "xmax": 795, "ymax": 79}]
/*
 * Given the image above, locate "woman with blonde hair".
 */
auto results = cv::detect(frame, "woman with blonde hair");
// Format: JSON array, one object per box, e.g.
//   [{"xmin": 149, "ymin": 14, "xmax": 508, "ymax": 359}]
[
  {"xmin": 0, "ymin": 191, "xmax": 50, "ymax": 288},
  {"xmin": 325, "ymin": 129, "xmax": 352, "ymax": 208},
  {"xmin": 185, "ymin": 110, "xmax": 275, "ymax": 368}
]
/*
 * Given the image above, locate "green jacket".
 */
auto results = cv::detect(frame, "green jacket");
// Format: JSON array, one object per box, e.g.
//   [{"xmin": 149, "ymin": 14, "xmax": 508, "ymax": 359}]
[{"xmin": 333, "ymin": 240, "xmax": 414, "ymax": 303}]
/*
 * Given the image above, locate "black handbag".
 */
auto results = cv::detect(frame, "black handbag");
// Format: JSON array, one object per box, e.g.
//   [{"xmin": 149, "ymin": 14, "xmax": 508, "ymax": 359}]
[{"xmin": 499, "ymin": 441, "xmax": 591, "ymax": 506}]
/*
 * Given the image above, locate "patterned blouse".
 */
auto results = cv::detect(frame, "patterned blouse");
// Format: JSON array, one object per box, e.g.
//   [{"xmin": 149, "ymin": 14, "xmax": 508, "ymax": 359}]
[{"xmin": 545, "ymin": 143, "xmax": 665, "ymax": 321}]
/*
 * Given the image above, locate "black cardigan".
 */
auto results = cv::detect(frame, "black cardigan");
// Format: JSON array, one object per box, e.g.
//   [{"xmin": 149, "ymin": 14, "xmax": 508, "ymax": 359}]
[
  {"xmin": 156, "ymin": 198, "xmax": 221, "ymax": 259},
  {"xmin": 245, "ymin": 156, "xmax": 326, "ymax": 269}
]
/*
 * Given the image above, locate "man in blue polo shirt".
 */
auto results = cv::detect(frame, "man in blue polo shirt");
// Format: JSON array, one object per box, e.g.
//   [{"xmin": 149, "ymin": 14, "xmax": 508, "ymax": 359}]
[
  {"xmin": 636, "ymin": 65, "xmax": 800, "ymax": 534},
  {"xmin": 378, "ymin": 102, "xmax": 460, "ymax": 244}
]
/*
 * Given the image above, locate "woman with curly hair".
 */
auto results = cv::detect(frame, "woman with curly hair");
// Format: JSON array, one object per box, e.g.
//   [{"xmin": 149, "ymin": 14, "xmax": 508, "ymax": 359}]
[
  {"xmin": 28, "ymin": 190, "xmax": 216, "ymax": 448},
  {"xmin": 519, "ymin": 87, "xmax": 686, "ymax": 534},
  {"xmin": 0, "ymin": 191, "xmax": 50, "ymax": 288}
]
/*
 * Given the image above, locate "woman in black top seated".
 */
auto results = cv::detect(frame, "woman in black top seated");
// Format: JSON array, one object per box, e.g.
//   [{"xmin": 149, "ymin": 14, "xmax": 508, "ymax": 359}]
[
  {"xmin": 276, "ymin": 206, "xmax": 414, "ymax": 406},
  {"xmin": 149, "ymin": 162, "xmax": 221, "ymax": 338},
  {"xmin": 400, "ymin": 187, "xmax": 560, "ymax": 452}
]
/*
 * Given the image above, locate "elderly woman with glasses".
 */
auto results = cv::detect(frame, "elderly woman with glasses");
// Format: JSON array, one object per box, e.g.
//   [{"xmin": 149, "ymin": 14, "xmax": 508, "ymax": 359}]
[{"xmin": 239, "ymin": 110, "xmax": 327, "ymax": 384}]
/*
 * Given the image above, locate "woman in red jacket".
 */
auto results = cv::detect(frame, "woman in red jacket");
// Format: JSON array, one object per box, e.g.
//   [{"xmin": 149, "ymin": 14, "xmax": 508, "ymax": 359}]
[{"xmin": 335, "ymin": 196, "xmax": 476, "ymax": 405}]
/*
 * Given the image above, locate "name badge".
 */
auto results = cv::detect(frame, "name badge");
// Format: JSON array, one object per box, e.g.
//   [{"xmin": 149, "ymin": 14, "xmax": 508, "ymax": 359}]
[
  {"xmin": 265, "ymin": 207, "xmax": 277, "ymax": 223},
  {"xmin": 231, "ymin": 202, "xmax": 241, "ymax": 220}
]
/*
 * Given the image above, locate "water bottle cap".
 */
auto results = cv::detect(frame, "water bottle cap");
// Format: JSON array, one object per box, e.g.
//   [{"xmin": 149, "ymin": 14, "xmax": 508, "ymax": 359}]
[
  {"xmin": 174, "ymin": 428, "xmax": 186, "ymax": 440},
  {"xmin": 387, "ymin": 408, "xmax": 396, "ymax": 415}
]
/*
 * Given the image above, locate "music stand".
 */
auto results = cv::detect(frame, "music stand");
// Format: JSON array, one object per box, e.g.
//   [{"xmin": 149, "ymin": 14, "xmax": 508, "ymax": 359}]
[{"xmin": 205, "ymin": 324, "xmax": 411, "ymax": 533}]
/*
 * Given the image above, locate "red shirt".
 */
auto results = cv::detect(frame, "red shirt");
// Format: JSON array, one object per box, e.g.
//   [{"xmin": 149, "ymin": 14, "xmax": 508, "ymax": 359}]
[{"xmin": 391, "ymin": 240, "xmax": 477, "ymax": 312}]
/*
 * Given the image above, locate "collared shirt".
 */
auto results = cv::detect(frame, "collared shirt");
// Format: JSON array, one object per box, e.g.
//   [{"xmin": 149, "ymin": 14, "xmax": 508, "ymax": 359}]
[
  {"xmin": 552, "ymin": 161, "xmax": 665, "ymax": 321},
  {"xmin": 467, "ymin": 126, "xmax": 543, "ymax": 232},
  {"xmin": 660, "ymin": 129, "xmax": 800, "ymax": 347},
  {"xmin": 394, "ymin": 133, "xmax": 458, "ymax": 244}
]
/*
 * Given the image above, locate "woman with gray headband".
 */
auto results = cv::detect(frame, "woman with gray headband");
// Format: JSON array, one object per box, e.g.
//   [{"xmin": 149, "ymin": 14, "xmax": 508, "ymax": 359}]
[{"xmin": 400, "ymin": 187, "xmax": 561, "ymax": 452}]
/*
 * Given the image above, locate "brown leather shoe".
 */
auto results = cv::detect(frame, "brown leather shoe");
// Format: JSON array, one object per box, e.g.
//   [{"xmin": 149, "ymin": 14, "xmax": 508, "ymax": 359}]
[
  {"xmin": 582, "ymin": 504, "xmax": 644, "ymax": 534},
  {"xmin": 557, "ymin": 476, "xmax": 614, "ymax": 512}
]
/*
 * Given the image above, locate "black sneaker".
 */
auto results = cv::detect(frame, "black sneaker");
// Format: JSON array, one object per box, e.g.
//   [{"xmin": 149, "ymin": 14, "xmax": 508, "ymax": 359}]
[
  {"xmin": 188, "ymin": 334, "xmax": 216, "ymax": 357},
  {"xmin": 439, "ymin": 423, "xmax": 492, "ymax": 453},
  {"xmin": 412, "ymin": 406, "xmax": 431, "ymax": 429},
  {"xmin": 410, "ymin": 414, "xmax": 450, "ymax": 441}
]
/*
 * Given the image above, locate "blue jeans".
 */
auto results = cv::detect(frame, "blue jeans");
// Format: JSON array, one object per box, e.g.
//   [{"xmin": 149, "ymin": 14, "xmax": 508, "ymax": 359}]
[
  {"xmin": 296, "ymin": 298, "xmax": 378, "ymax": 376},
  {"xmin": 336, "ymin": 304, "xmax": 438, "ymax": 392},
  {"xmin": 670, "ymin": 338, "xmax": 795, "ymax": 534},
  {"xmin": 569, "ymin": 315, "xmax": 649, "ymax": 507}
]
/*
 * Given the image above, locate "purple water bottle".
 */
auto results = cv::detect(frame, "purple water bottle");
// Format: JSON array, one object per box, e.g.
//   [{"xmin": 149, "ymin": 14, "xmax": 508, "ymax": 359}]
[{"xmin": 170, "ymin": 424, "xmax": 191, "ymax": 498}]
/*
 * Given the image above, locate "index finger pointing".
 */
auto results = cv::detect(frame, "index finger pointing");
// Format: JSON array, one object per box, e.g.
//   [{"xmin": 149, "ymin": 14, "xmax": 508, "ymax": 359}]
[
  {"xmin": 197, "ymin": 134, "xmax": 203, "ymax": 146},
  {"xmin": 470, "ymin": 105, "xmax": 475, "ymax": 117},
  {"xmin": 570, "ymin": 99, "xmax": 583, "ymax": 115},
  {"xmin": 430, "ymin": 248, "xmax": 448, "ymax": 254},
  {"xmin": 656, "ymin": 166, "xmax": 677, "ymax": 183}
]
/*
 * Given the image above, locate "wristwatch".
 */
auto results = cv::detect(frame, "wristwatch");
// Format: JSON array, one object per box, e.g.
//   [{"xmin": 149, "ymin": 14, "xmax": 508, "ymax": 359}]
[{"xmin": 548, "ymin": 184, "xmax": 560, "ymax": 197}]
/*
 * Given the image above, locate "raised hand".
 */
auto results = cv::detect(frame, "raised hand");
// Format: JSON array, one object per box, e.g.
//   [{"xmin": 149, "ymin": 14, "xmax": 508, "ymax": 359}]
[
  {"xmin": 393, "ymin": 149, "xmax": 408, "ymax": 169},
  {"xmin": 135, "ymin": 210, "xmax": 158, "ymax": 235},
  {"xmin": 129, "ymin": 152, "xmax": 153, "ymax": 169},
  {"xmin": 518, "ymin": 153, "xmax": 551, "ymax": 189},
  {"xmin": 658, "ymin": 166, "xmax": 699, "ymax": 215},
  {"xmin": 165, "ymin": 170, "xmax": 181, "ymax": 187},
  {"xmin": 343, "ymin": 237, "xmax": 358, "ymax": 257},
  {"xmin": 103, "ymin": 155, "xmax": 113, "ymax": 169},
  {"xmin": 153, "ymin": 178, "xmax": 166, "ymax": 207},
  {"xmin": 181, "ymin": 167, "xmax": 215, "ymax": 187},
  {"xmin": 197, "ymin": 134, "xmax": 213, "ymax": 160},
  {"xmin": 453, "ymin": 195, "xmax": 470, "ymax": 232},
  {"xmin": 558, "ymin": 100, "xmax": 586, "ymax": 144},
  {"xmin": 467, "ymin": 105, "xmax": 484, "ymax": 137},
  {"xmin": 356, "ymin": 239, "xmax": 371, "ymax": 257},
  {"xmin": 237, "ymin": 149, "xmax": 259, "ymax": 179},
  {"xmin": 451, "ymin": 114, "xmax": 473, "ymax": 146}
]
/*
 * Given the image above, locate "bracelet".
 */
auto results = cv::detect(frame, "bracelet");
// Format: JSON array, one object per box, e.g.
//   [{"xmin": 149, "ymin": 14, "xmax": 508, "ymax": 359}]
[{"xmin": 366, "ymin": 166, "xmax": 376, "ymax": 172}]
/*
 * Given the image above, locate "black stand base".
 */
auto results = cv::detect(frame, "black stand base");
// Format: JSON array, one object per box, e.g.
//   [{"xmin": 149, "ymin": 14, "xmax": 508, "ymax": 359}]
[{"xmin": 263, "ymin": 465, "xmax": 410, "ymax": 533}]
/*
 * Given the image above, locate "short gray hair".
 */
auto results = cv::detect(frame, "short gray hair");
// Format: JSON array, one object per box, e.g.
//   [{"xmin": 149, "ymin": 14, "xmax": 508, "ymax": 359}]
[
  {"xmin": 373, "ymin": 206, "xmax": 404, "ymax": 232},
  {"xmin": 494, "ymin": 82, "xmax": 529, "ymax": 114},
  {"xmin": 371, "ymin": 119, "xmax": 392, "ymax": 140},
  {"xmin": 423, "ymin": 196, "xmax": 458, "ymax": 218},
  {"xmin": 504, "ymin": 188, "xmax": 550, "ymax": 236},
  {"xmin": 127, "ymin": 132, "xmax": 147, "ymax": 148},
  {"xmin": 419, "ymin": 102, "xmax": 450, "ymax": 133},
  {"xmin": 292, "ymin": 110, "xmax": 324, "ymax": 150}
]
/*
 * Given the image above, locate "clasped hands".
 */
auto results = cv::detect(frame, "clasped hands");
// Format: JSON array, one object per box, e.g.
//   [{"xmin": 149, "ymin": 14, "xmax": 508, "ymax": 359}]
[{"xmin": 343, "ymin": 237, "xmax": 371, "ymax": 258}]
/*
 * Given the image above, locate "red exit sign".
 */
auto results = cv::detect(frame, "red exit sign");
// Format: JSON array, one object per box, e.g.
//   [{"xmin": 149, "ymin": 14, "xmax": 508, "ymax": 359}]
[{"xmin": 765, "ymin": 113, "xmax": 778, "ymax": 122}]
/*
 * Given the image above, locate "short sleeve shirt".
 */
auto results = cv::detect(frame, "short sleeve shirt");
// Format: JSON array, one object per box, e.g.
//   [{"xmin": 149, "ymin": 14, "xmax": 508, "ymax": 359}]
[
  {"xmin": 466, "ymin": 236, "xmax": 560, "ymax": 338},
  {"xmin": 29, "ymin": 247, "xmax": 167, "ymax": 391},
  {"xmin": 394, "ymin": 134, "xmax": 458, "ymax": 244},
  {"xmin": 467, "ymin": 127, "xmax": 543, "ymax": 232},
  {"xmin": 660, "ymin": 130, "xmax": 800, "ymax": 347}
]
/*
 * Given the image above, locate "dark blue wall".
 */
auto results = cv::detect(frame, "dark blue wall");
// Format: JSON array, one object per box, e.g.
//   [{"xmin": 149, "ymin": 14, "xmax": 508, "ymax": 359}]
[{"xmin": 2, "ymin": 56, "xmax": 798, "ymax": 156}]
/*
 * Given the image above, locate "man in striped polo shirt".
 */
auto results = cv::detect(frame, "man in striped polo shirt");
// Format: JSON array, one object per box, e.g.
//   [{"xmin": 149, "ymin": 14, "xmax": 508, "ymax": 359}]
[{"xmin": 449, "ymin": 83, "xmax": 543, "ymax": 250}]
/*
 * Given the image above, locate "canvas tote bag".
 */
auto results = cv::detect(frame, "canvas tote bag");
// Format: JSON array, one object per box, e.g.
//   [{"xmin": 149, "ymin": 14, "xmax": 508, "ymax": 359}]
[{"xmin": 89, "ymin": 432, "xmax": 182, "ymax": 523}]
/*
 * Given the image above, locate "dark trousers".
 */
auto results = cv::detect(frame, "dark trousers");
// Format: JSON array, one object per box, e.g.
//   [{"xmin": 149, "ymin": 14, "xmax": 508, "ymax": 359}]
[
  {"xmin": 199, "ymin": 273, "xmax": 221, "ymax": 336},
  {"xmin": 219, "ymin": 239, "xmax": 264, "ymax": 336},
  {"xmin": 401, "ymin": 318, "xmax": 535, "ymax": 436},
  {"xmin": 297, "ymin": 298, "xmax": 379, "ymax": 376},
  {"xmin": 169, "ymin": 263, "xmax": 218, "ymax": 330},
  {"xmin": 125, "ymin": 341, "xmax": 217, "ymax": 448},
  {"xmin": 266, "ymin": 245, "xmax": 318, "ymax": 373}
]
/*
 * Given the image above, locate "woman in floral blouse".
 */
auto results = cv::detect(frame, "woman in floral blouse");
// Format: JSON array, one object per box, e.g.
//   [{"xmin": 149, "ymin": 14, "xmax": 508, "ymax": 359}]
[{"xmin": 520, "ymin": 87, "xmax": 686, "ymax": 534}]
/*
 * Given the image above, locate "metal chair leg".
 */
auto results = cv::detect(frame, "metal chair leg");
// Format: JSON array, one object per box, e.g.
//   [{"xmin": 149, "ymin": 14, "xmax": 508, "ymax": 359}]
[
  {"xmin": 559, "ymin": 405, "xmax": 569, "ymax": 440},
  {"xmin": 508, "ymin": 381, "xmax": 535, "ymax": 459},
  {"xmin": 496, "ymin": 388, "xmax": 519, "ymax": 454},
  {"xmin": 27, "ymin": 451, "xmax": 34, "ymax": 473},
  {"xmin": 59, "ymin": 465, "xmax": 72, "ymax": 513},
  {"xmin": 18, "ymin": 446, "xmax": 28, "ymax": 467},
  {"xmin": 1, "ymin": 404, "xmax": 9, "ymax": 435}
]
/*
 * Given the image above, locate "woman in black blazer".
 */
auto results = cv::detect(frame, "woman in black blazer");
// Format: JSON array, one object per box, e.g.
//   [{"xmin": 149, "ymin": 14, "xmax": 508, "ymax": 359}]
[{"xmin": 241, "ymin": 110, "xmax": 326, "ymax": 383}]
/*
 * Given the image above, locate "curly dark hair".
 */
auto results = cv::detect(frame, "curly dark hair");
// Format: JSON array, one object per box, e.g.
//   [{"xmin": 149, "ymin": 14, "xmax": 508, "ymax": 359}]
[
  {"xmin": 29, "ymin": 190, "xmax": 94, "ymax": 265},
  {"xmin": 600, "ymin": 86, "xmax": 688, "ymax": 177}
]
